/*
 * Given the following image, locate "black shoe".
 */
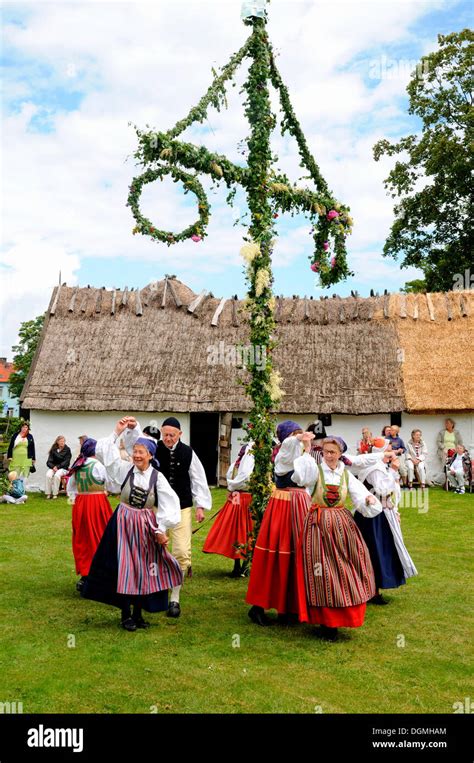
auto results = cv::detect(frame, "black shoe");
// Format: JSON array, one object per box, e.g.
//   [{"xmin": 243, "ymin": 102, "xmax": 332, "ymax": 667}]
[
  {"xmin": 167, "ymin": 602, "xmax": 181, "ymax": 618},
  {"xmin": 319, "ymin": 625, "xmax": 338, "ymax": 641},
  {"xmin": 133, "ymin": 616, "xmax": 150, "ymax": 629},
  {"xmin": 76, "ymin": 577, "xmax": 87, "ymax": 592},
  {"xmin": 248, "ymin": 606, "xmax": 273, "ymax": 626},
  {"xmin": 230, "ymin": 560, "xmax": 242, "ymax": 578},
  {"xmin": 368, "ymin": 594, "xmax": 389, "ymax": 605},
  {"xmin": 121, "ymin": 617, "xmax": 137, "ymax": 632}
]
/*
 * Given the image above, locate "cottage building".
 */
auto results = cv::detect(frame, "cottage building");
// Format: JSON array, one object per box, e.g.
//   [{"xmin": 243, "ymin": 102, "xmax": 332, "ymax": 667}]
[{"xmin": 21, "ymin": 278, "xmax": 474, "ymax": 489}]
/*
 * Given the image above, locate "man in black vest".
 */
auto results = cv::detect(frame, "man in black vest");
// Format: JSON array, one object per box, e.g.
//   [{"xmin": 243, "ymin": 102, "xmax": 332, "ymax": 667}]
[{"xmin": 156, "ymin": 417, "xmax": 212, "ymax": 618}]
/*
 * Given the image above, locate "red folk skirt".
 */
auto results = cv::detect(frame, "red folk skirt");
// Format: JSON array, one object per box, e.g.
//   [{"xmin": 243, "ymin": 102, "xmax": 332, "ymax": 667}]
[
  {"xmin": 246, "ymin": 487, "xmax": 311, "ymax": 615},
  {"xmin": 72, "ymin": 492, "xmax": 113, "ymax": 577},
  {"xmin": 203, "ymin": 491, "xmax": 253, "ymax": 559},
  {"xmin": 295, "ymin": 504, "xmax": 376, "ymax": 628}
]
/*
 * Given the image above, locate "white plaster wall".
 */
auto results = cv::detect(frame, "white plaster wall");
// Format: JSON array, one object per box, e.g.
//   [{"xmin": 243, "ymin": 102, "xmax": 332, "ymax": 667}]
[
  {"xmin": 229, "ymin": 412, "xmax": 473, "ymax": 482},
  {"xmin": 29, "ymin": 409, "xmax": 472, "ymax": 491},
  {"xmin": 27, "ymin": 411, "xmax": 190, "ymax": 491}
]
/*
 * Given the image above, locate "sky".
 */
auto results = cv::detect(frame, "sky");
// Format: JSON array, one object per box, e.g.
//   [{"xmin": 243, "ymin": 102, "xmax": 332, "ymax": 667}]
[{"xmin": 1, "ymin": 0, "xmax": 472, "ymax": 357}]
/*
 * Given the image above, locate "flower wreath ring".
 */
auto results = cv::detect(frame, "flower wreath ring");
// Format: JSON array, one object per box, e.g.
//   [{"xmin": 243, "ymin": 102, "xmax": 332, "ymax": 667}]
[{"xmin": 128, "ymin": 165, "xmax": 210, "ymax": 245}]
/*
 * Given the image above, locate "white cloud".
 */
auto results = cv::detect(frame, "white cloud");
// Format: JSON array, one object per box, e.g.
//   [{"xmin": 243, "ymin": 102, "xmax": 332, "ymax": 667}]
[{"xmin": 1, "ymin": 0, "xmax": 454, "ymax": 355}]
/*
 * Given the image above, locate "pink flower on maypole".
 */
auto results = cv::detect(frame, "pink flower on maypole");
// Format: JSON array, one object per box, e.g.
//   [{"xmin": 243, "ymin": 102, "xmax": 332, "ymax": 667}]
[{"xmin": 327, "ymin": 210, "xmax": 339, "ymax": 221}]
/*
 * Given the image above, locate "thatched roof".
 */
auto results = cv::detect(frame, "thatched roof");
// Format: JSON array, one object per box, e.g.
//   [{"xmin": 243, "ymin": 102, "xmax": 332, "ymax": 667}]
[{"xmin": 22, "ymin": 278, "xmax": 474, "ymax": 414}]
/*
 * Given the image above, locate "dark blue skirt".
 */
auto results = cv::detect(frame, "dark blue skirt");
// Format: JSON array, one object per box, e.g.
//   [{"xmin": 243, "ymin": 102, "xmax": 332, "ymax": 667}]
[
  {"xmin": 81, "ymin": 508, "xmax": 169, "ymax": 613},
  {"xmin": 354, "ymin": 510, "xmax": 405, "ymax": 590}
]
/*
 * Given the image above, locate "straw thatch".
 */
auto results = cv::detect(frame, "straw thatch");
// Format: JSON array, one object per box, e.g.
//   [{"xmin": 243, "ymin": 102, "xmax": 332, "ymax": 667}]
[{"xmin": 22, "ymin": 278, "xmax": 474, "ymax": 414}]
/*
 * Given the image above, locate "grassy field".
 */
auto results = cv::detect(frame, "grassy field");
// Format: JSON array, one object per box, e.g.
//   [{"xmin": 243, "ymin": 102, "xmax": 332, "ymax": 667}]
[{"xmin": 0, "ymin": 487, "xmax": 472, "ymax": 714}]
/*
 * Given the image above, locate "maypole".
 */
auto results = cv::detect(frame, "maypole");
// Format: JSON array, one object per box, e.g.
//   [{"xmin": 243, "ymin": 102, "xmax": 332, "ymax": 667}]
[{"xmin": 127, "ymin": 0, "xmax": 353, "ymax": 559}]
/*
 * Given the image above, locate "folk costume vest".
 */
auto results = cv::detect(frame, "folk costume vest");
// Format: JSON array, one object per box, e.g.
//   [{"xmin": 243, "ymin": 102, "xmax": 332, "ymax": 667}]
[
  {"xmin": 120, "ymin": 468, "xmax": 158, "ymax": 509},
  {"xmin": 156, "ymin": 441, "xmax": 193, "ymax": 509},
  {"xmin": 75, "ymin": 459, "xmax": 105, "ymax": 494},
  {"xmin": 312, "ymin": 464, "xmax": 349, "ymax": 509}
]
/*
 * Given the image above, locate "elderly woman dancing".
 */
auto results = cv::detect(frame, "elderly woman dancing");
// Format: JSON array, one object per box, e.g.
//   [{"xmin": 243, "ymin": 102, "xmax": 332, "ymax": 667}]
[
  {"xmin": 293, "ymin": 436, "xmax": 382, "ymax": 641},
  {"xmin": 82, "ymin": 417, "xmax": 183, "ymax": 631}
]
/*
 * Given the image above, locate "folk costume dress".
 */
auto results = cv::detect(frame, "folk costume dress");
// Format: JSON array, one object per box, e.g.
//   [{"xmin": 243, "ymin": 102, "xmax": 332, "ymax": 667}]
[
  {"xmin": 203, "ymin": 442, "xmax": 254, "ymax": 560},
  {"xmin": 352, "ymin": 458, "xmax": 418, "ymax": 590},
  {"xmin": 246, "ymin": 428, "xmax": 312, "ymax": 616},
  {"xmin": 67, "ymin": 455, "xmax": 113, "ymax": 578},
  {"xmin": 82, "ymin": 432, "xmax": 183, "ymax": 613},
  {"xmin": 293, "ymin": 453, "xmax": 381, "ymax": 628}
]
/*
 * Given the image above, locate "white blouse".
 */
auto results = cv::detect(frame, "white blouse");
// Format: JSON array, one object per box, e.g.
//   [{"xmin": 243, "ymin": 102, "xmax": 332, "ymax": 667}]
[
  {"xmin": 123, "ymin": 423, "xmax": 212, "ymax": 510},
  {"xmin": 96, "ymin": 432, "xmax": 181, "ymax": 532},
  {"xmin": 226, "ymin": 442, "xmax": 254, "ymax": 492},
  {"xmin": 293, "ymin": 454, "xmax": 382, "ymax": 517}
]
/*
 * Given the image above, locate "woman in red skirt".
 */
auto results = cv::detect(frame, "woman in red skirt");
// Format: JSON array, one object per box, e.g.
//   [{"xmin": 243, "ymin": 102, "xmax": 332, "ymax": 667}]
[
  {"xmin": 67, "ymin": 438, "xmax": 113, "ymax": 593},
  {"xmin": 293, "ymin": 437, "xmax": 382, "ymax": 641},
  {"xmin": 246, "ymin": 421, "xmax": 314, "ymax": 626},
  {"xmin": 203, "ymin": 441, "xmax": 254, "ymax": 577}
]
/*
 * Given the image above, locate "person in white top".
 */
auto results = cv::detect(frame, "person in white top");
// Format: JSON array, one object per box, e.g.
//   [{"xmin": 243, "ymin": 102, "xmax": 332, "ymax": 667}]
[
  {"xmin": 120, "ymin": 416, "xmax": 212, "ymax": 618},
  {"xmin": 81, "ymin": 417, "xmax": 183, "ymax": 632},
  {"xmin": 406, "ymin": 429, "xmax": 428, "ymax": 489},
  {"xmin": 351, "ymin": 439, "xmax": 418, "ymax": 604},
  {"xmin": 203, "ymin": 441, "xmax": 255, "ymax": 576},
  {"xmin": 292, "ymin": 436, "xmax": 382, "ymax": 641},
  {"xmin": 446, "ymin": 443, "xmax": 471, "ymax": 494}
]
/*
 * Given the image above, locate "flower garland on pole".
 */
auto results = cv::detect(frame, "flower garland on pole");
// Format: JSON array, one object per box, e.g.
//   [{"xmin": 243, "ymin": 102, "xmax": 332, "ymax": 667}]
[{"xmin": 127, "ymin": 0, "xmax": 353, "ymax": 559}]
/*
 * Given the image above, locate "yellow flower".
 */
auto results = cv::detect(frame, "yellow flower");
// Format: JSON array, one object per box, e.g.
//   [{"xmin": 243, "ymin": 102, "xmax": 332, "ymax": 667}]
[
  {"xmin": 210, "ymin": 162, "xmax": 223, "ymax": 177},
  {"xmin": 160, "ymin": 148, "xmax": 172, "ymax": 159},
  {"xmin": 270, "ymin": 182, "xmax": 290, "ymax": 193},
  {"xmin": 240, "ymin": 241, "xmax": 261, "ymax": 263},
  {"xmin": 266, "ymin": 370, "xmax": 284, "ymax": 403},
  {"xmin": 254, "ymin": 268, "xmax": 271, "ymax": 297},
  {"xmin": 268, "ymin": 296, "xmax": 276, "ymax": 312}
]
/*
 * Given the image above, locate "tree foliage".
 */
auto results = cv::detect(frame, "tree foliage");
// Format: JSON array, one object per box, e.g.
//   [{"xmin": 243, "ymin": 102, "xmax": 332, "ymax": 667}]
[
  {"xmin": 9, "ymin": 315, "xmax": 45, "ymax": 401},
  {"xmin": 373, "ymin": 29, "xmax": 473, "ymax": 292}
]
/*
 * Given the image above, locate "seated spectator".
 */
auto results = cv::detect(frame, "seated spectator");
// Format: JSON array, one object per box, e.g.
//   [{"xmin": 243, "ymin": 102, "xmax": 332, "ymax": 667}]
[
  {"xmin": 387, "ymin": 425, "xmax": 408, "ymax": 488},
  {"xmin": 436, "ymin": 418, "xmax": 463, "ymax": 463},
  {"xmin": 446, "ymin": 444, "xmax": 471, "ymax": 494},
  {"xmin": 406, "ymin": 429, "xmax": 428, "ymax": 490},
  {"xmin": 357, "ymin": 427, "xmax": 373, "ymax": 454},
  {"xmin": 381, "ymin": 425, "xmax": 392, "ymax": 437},
  {"xmin": 45, "ymin": 436, "xmax": 72, "ymax": 499},
  {"xmin": 1, "ymin": 471, "xmax": 28, "ymax": 504}
]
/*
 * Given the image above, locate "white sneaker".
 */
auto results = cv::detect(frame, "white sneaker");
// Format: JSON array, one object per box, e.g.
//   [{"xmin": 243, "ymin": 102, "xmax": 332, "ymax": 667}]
[{"xmin": 459, "ymin": 487, "xmax": 466, "ymax": 494}]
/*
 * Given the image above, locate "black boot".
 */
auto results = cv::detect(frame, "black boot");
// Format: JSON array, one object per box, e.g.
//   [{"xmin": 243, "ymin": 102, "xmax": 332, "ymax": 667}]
[
  {"xmin": 76, "ymin": 576, "xmax": 87, "ymax": 593},
  {"xmin": 368, "ymin": 592, "xmax": 389, "ymax": 605},
  {"xmin": 121, "ymin": 605, "xmax": 136, "ymax": 631},
  {"xmin": 132, "ymin": 605, "xmax": 150, "ymax": 629},
  {"xmin": 248, "ymin": 606, "xmax": 273, "ymax": 626},
  {"xmin": 230, "ymin": 559, "xmax": 242, "ymax": 578},
  {"xmin": 319, "ymin": 625, "xmax": 338, "ymax": 641}
]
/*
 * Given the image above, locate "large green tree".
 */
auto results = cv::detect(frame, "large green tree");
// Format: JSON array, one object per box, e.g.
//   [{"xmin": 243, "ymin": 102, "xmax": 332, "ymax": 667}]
[
  {"xmin": 8, "ymin": 315, "xmax": 45, "ymax": 401},
  {"xmin": 373, "ymin": 29, "xmax": 473, "ymax": 293}
]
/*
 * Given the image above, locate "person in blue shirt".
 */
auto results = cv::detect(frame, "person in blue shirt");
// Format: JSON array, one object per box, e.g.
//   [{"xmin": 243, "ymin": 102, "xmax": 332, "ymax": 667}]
[
  {"xmin": 1, "ymin": 471, "xmax": 28, "ymax": 504},
  {"xmin": 387, "ymin": 426, "xmax": 408, "ymax": 488}
]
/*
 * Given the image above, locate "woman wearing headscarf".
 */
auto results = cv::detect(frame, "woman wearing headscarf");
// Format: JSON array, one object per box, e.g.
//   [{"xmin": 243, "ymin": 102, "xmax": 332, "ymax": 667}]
[
  {"xmin": 67, "ymin": 438, "xmax": 113, "ymax": 592},
  {"xmin": 246, "ymin": 421, "xmax": 314, "ymax": 626},
  {"xmin": 203, "ymin": 432, "xmax": 255, "ymax": 577},
  {"xmin": 81, "ymin": 417, "xmax": 183, "ymax": 632},
  {"xmin": 293, "ymin": 436, "xmax": 381, "ymax": 641},
  {"xmin": 352, "ymin": 439, "xmax": 418, "ymax": 605}
]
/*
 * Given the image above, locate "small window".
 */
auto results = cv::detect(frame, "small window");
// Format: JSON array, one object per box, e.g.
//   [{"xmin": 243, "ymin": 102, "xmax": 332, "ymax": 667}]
[{"xmin": 390, "ymin": 412, "xmax": 402, "ymax": 427}]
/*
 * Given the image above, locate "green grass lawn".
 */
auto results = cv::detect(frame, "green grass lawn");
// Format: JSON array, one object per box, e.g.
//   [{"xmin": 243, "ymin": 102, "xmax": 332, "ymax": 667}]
[{"xmin": 0, "ymin": 487, "xmax": 472, "ymax": 714}]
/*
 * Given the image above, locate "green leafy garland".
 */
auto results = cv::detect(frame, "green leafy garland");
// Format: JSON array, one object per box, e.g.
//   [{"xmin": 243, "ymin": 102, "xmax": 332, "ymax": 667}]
[{"xmin": 128, "ymin": 3, "xmax": 353, "ymax": 556}]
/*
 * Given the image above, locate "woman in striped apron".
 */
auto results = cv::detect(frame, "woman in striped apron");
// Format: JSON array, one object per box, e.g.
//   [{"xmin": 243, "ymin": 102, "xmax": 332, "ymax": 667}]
[
  {"xmin": 293, "ymin": 437, "xmax": 382, "ymax": 641},
  {"xmin": 82, "ymin": 417, "xmax": 183, "ymax": 631}
]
